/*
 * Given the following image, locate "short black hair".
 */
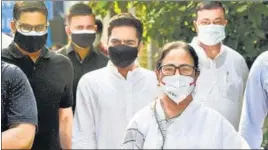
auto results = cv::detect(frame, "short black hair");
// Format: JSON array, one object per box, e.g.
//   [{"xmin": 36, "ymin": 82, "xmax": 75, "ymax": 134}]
[
  {"xmin": 156, "ymin": 41, "xmax": 199, "ymax": 71},
  {"xmin": 13, "ymin": 1, "xmax": 48, "ymax": 21},
  {"xmin": 196, "ymin": 1, "xmax": 225, "ymax": 18},
  {"xmin": 68, "ymin": 3, "xmax": 95, "ymax": 24},
  {"xmin": 108, "ymin": 13, "xmax": 143, "ymax": 42},
  {"xmin": 96, "ymin": 19, "xmax": 103, "ymax": 33}
]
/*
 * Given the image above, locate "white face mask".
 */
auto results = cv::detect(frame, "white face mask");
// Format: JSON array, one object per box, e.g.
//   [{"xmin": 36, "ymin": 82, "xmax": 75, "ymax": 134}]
[
  {"xmin": 197, "ymin": 24, "xmax": 226, "ymax": 46},
  {"xmin": 160, "ymin": 74, "xmax": 195, "ymax": 104}
]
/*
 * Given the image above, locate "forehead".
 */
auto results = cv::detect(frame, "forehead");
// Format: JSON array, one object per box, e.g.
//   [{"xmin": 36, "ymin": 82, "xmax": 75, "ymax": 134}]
[
  {"xmin": 110, "ymin": 26, "xmax": 138, "ymax": 41},
  {"xmin": 162, "ymin": 49, "xmax": 194, "ymax": 66},
  {"xmin": 18, "ymin": 11, "xmax": 46, "ymax": 25},
  {"xmin": 69, "ymin": 15, "xmax": 95, "ymax": 26},
  {"xmin": 197, "ymin": 8, "xmax": 225, "ymax": 20}
]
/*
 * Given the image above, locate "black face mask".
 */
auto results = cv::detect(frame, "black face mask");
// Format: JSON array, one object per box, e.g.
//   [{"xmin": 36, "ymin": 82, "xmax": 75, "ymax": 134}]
[
  {"xmin": 14, "ymin": 31, "xmax": 47, "ymax": 53},
  {"xmin": 108, "ymin": 45, "xmax": 138, "ymax": 68},
  {"xmin": 71, "ymin": 33, "xmax": 96, "ymax": 48}
]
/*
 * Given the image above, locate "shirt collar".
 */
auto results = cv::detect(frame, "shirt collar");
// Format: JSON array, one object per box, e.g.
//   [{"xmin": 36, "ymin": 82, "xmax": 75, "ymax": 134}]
[
  {"xmin": 8, "ymin": 42, "xmax": 51, "ymax": 59},
  {"xmin": 107, "ymin": 60, "xmax": 140, "ymax": 80},
  {"xmin": 190, "ymin": 37, "xmax": 226, "ymax": 69}
]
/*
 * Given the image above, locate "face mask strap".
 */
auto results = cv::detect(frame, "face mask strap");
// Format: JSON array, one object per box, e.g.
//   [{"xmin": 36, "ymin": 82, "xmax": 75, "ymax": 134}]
[{"xmin": 190, "ymin": 81, "xmax": 196, "ymax": 86}]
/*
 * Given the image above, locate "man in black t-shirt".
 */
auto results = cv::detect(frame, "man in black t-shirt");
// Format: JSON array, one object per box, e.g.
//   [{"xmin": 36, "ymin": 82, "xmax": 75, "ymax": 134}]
[
  {"xmin": 2, "ymin": 2, "xmax": 73, "ymax": 150},
  {"xmin": 57, "ymin": 3, "xmax": 108, "ymax": 112},
  {"xmin": 1, "ymin": 61, "xmax": 38, "ymax": 149}
]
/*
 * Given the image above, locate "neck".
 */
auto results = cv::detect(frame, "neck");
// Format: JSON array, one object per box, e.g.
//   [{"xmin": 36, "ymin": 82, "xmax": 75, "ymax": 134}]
[
  {"xmin": 72, "ymin": 42, "xmax": 90, "ymax": 61},
  {"xmin": 199, "ymin": 42, "xmax": 221, "ymax": 60},
  {"xmin": 161, "ymin": 94, "xmax": 193, "ymax": 119},
  {"xmin": 15, "ymin": 43, "xmax": 41, "ymax": 62},
  {"xmin": 117, "ymin": 63, "xmax": 137, "ymax": 79}
]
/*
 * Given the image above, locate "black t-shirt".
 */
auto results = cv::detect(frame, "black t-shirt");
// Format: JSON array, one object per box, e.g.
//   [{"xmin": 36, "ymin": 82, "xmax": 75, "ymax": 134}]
[
  {"xmin": 1, "ymin": 61, "xmax": 38, "ymax": 132},
  {"xmin": 2, "ymin": 43, "xmax": 74, "ymax": 150},
  {"xmin": 58, "ymin": 45, "xmax": 108, "ymax": 112}
]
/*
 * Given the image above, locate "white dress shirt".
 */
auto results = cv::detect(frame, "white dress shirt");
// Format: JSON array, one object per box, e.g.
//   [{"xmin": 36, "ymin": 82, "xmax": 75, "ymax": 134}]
[
  {"xmin": 239, "ymin": 51, "xmax": 268, "ymax": 149},
  {"xmin": 72, "ymin": 61, "xmax": 158, "ymax": 149},
  {"xmin": 122, "ymin": 99, "xmax": 250, "ymax": 149},
  {"xmin": 190, "ymin": 37, "xmax": 249, "ymax": 130}
]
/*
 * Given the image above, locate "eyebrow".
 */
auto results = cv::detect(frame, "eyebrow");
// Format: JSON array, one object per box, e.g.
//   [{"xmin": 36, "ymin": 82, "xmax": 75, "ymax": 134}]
[
  {"xmin": 124, "ymin": 40, "xmax": 135, "ymax": 42},
  {"xmin": 18, "ymin": 22, "xmax": 47, "ymax": 26}
]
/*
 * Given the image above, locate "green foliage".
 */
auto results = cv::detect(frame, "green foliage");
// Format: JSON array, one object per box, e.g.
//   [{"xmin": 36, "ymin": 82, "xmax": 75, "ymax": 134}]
[{"xmin": 89, "ymin": 1, "xmax": 268, "ymax": 67}]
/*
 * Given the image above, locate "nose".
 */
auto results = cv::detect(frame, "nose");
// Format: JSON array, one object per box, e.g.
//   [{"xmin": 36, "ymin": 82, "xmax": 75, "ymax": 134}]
[{"xmin": 174, "ymin": 68, "xmax": 180, "ymax": 75}]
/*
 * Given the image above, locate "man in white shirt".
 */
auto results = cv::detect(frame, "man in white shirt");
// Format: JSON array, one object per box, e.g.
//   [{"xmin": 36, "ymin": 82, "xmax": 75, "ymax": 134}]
[
  {"xmin": 239, "ymin": 51, "xmax": 268, "ymax": 149},
  {"xmin": 190, "ymin": 1, "xmax": 249, "ymax": 130},
  {"xmin": 72, "ymin": 13, "xmax": 158, "ymax": 149}
]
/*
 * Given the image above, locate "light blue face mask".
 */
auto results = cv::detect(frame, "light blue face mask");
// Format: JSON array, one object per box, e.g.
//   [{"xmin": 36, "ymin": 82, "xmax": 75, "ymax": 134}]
[{"xmin": 197, "ymin": 24, "xmax": 226, "ymax": 46}]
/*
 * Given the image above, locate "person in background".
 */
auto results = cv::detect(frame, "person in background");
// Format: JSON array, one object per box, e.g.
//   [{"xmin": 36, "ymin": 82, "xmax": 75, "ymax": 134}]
[
  {"xmin": 2, "ymin": 33, "xmax": 13, "ymax": 49},
  {"xmin": 190, "ymin": 1, "xmax": 249, "ymax": 130},
  {"xmin": 2, "ymin": 2, "xmax": 73, "ymax": 150},
  {"xmin": 239, "ymin": 51, "xmax": 268, "ymax": 149},
  {"xmin": 57, "ymin": 3, "xmax": 108, "ymax": 112},
  {"xmin": 121, "ymin": 41, "xmax": 250, "ymax": 149},
  {"xmin": 93, "ymin": 19, "xmax": 109, "ymax": 56},
  {"xmin": 72, "ymin": 13, "xmax": 158, "ymax": 149},
  {"xmin": 1, "ymin": 61, "xmax": 38, "ymax": 149}
]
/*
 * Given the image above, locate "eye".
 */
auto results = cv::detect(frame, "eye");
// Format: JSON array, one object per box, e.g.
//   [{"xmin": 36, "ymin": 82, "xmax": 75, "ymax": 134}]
[
  {"xmin": 179, "ymin": 65, "xmax": 195, "ymax": 76},
  {"xmin": 111, "ymin": 39, "xmax": 121, "ymax": 45},
  {"xmin": 76, "ymin": 26, "xmax": 84, "ymax": 30},
  {"xmin": 200, "ymin": 21, "xmax": 210, "ymax": 25},
  {"xmin": 124, "ymin": 41, "xmax": 135, "ymax": 46},
  {"xmin": 35, "ymin": 25, "xmax": 47, "ymax": 32},
  {"xmin": 19, "ymin": 24, "xmax": 33, "ymax": 32}
]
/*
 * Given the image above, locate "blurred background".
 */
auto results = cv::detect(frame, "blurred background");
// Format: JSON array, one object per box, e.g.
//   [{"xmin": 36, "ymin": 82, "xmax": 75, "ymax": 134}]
[{"xmin": 1, "ymin": 0, "xmax": 268, "ymax": 146}]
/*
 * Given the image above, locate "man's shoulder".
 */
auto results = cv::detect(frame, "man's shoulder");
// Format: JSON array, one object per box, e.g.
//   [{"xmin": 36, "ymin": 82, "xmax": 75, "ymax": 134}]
[
  {"xmin": 251, "ymin": 51, "xmax": 268, "ymax": 71},
  {"xmin": 138, "ymin": 67, "xmax": 157, "ymax": 80},
  {"xmin": 129, "ymin": 102, "xmax": 154, "ymax": 126},
  {"xmin": 49, "ymin": 50, "xmax": 71, "ymax": 63},
  {"xmin": 56, "ymin": 45, "xmax": 68, "ymax": 56},
  {"xmin": 138, "ymin": 67, "xmax": 155, "ymax": 75},
  {"xmin": 2, "ymin": 61, "xmax": 18, "ymax": 75},
  {"xmin": 93, "ymin": 49, "xmax": 109, "ymax": 61},
  {"xmin": 80, "ymin": 67, "xmax": 108, "ymax": 81},
  {"xmin": 257, "ymin": 51, "xmax": 268, "ymax": 62},
  {"xmin": 1, "ymin": 47, "xmax": 13, "ymax": 60},
  {"xmin": 1, "ymin": 61, "xmax": 26, "ymax": 84},
  {"xmin": 48, "ymin": 50, "xmax": 73, "ymax": 72},
  {"xmin": 223, "ymin": 45, "xmax": 245, "ymax": 60}
]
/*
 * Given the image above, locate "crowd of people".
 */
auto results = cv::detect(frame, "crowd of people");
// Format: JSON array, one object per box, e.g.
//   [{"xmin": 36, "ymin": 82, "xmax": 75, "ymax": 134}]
[{"xmin": 1, "ymin": 1, "xmax": 267, "ymax": 149}]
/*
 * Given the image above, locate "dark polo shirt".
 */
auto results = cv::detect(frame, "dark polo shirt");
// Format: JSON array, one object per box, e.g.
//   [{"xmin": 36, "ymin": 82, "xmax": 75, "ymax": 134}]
[
  {"xmin": 2, "ymin": 43, "xmax": 74, "ymax": 150},
  {"xmin": 1, "ymin": 61, "xmax": 38, "ymax": 132},
  {"xmin": 57, "ymin": 44, "xmax": 108, "ymax": 112}
]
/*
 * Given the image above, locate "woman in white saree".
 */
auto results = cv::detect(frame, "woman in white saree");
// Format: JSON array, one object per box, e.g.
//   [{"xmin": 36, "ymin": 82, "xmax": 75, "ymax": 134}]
[{"xmin": 121, "ymin": 41, "xmax": 250, "ymax": 149}]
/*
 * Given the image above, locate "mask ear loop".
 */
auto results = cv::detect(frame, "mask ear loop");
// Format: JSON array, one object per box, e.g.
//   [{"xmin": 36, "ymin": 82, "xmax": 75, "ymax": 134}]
[{"xmin": 190, "ymin": 81, "xmax": 196, "ymax": 86}]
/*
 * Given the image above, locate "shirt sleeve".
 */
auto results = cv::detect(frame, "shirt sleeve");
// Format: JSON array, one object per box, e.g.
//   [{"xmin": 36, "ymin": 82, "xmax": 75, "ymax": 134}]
[
  {"xmin": 239, "ymin": 56, "xmax": 268, "ymax": 149},
  {"xmin": 239, "ymin": 56, "xmax": 249, "ymax": 91},
  {"xmin": 72, "ymin": 75, "xmax": 97, "ymax": 149},
  {"xmin": 221, "ymin": 117, "xmax": 250, "ymax": 149},
  {"xmin": 59, "ymin": 59, "xmax": 74, "ymax": 108},
  {"xmin": 121, "ymin": 113, "xmax": 145, "ymax": 149},
  {"xmin": 5, "ymin": 65, "xmax": 38, "ymax": 128}
]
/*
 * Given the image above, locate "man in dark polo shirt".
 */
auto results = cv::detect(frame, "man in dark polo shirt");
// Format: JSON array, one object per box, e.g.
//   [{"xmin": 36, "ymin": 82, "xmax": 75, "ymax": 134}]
[
  {"xmin": 57, "ymin": 3, "xmax": 108, "ymax": 112},
  {"xmin": 1, "ymin": 61, "xmax": 38, "ymax": 149},
  {"xmin": 2, "ymin": 2, "xmax": 73, "ymax": 150}
]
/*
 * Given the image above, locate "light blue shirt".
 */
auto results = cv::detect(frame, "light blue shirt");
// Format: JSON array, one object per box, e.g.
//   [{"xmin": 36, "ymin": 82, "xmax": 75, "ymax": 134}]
[{"xmin": 239, "ymin": 51, "xmax": 268, "ymax": 149}]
